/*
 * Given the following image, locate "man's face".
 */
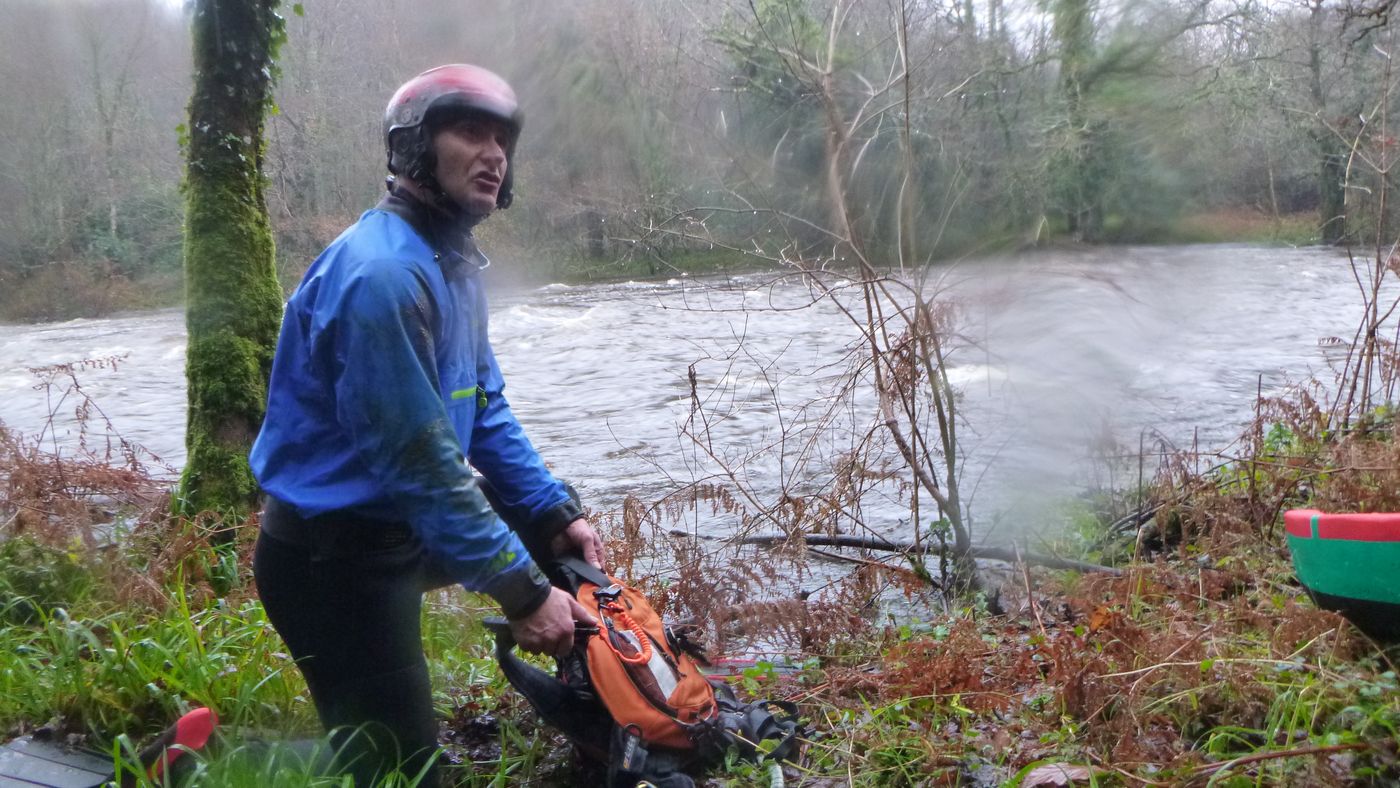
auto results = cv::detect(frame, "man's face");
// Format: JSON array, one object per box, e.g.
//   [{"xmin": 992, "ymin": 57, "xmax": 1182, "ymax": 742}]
[{"xmin": 431, "ymin": 113, "xmax": 511, "ymax": 217}]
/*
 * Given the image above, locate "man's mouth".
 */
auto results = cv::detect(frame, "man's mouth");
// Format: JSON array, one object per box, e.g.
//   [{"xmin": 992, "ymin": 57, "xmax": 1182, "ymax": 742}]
[{"xmin": 472, "ymin": 172, "xmax": 501, "ymax": 190}]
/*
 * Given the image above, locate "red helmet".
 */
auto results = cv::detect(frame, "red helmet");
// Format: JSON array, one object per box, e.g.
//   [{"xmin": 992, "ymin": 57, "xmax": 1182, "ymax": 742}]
[{"xmin": 384, "ymin": 64, "xmax": 523, "ymax": 209}]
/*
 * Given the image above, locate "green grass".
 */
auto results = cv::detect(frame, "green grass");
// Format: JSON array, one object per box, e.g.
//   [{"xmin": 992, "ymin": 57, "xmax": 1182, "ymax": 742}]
[
  {"xmin": 0, "ymin": 531, "xmax": 565, "ymax": 786},
  {"xmin": 0, "ymin": 586, "xmax": 311, "ymax": 739},
  {"xmin": 2, "ymin": 519, "xmax": 1397, "ymax": 786}
]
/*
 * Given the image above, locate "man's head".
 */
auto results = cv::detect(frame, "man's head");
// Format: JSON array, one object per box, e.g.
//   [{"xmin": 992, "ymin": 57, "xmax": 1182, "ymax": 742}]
[{"xmin": 384, "ymin": 64, "xmax": 522, "ymax": 217}]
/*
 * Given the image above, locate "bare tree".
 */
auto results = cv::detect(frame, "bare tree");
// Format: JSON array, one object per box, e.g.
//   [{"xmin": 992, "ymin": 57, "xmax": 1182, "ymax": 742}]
[
  {"xmin": 646, "ymin": 0, "xmax": 991, "ymax": 598},
  {"xmin": 77, "ymin": 0, "xmax": 153, "ymax": 241}
]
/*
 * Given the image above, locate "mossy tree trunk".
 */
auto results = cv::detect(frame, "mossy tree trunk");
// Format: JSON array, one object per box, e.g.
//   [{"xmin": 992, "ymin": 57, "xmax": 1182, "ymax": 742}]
[
  {"xmin": 177, "ymin": 0, "xmax": 285, "ymax": 522},
  {"xmin": 1317, "ymin": 144, "xmax": 1347, "ymax": 244},
  {"xmin": 1308, "ymin": 0, "xmax": 1346, "ymax": 244},
  {"xmin": 1049, "ymin": 0, "xmax": 1102, "ymax": 241}
]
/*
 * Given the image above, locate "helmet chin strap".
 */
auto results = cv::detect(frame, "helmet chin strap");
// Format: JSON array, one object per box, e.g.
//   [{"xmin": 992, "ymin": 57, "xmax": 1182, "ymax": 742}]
[
  {"xmin": 405, "ymin": 152, "xmax": 463, "ymax": 218},
  {"xmin": 386, "ymin": 176, "xmax": 487, "ymax": 231}
]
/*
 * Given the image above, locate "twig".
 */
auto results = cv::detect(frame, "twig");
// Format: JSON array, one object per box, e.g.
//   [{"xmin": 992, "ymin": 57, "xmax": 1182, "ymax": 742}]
[
  {"xmin": 1083, "ymin": 755, "xmax": 1172, "ymax": 787},
  {"xmin": 0, "ymin": 500, "xmax": 63, "ymax": 518},
  {"xmin": 668, "ymin": 530, "xmax": 1123, "ymax": 575},
  {"xmin": 1100, "ymin": 656, "xmax": 1319, "ymax": 680},
  {"xmin": 1015, "ymin": 542, "xmax": 1048, "ymax": 640},
  {"xmin": 1190, "ymin": 742, "xmax": 1367, "ymax": 777}
]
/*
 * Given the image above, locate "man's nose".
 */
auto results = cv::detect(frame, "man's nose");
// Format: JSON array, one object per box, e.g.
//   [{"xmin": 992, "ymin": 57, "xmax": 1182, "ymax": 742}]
[{"xmin": 482, "ymin": 139, "xmax": 506, "ymax": 167}]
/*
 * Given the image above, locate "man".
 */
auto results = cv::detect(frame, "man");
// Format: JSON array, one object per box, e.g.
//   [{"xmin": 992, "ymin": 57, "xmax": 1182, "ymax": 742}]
[{"xmin": 249, "ymin": 63, "xmax": 604, "ymax": 785}]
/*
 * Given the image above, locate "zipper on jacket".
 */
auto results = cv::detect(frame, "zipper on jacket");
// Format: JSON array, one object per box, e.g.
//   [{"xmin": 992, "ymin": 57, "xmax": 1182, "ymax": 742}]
[{"xmin": 450, "ymin": 386, "xmax": 488, "ymax": 407}]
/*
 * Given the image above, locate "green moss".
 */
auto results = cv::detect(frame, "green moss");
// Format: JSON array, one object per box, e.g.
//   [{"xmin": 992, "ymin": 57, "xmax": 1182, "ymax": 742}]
[
  {"xmin": 176, "ymin": 0, "xmax": 285, "ymax": 521},
  {"xmin": 179, "ymin": 330, "xmax": 268, "ymax": 517},
  {"xmin": 176, "ymin": 435, "xmax": 262, "ymax": 519},
  {"xmin": 185, "ymin": 329, "xmax": 270, "ymax": 419}
]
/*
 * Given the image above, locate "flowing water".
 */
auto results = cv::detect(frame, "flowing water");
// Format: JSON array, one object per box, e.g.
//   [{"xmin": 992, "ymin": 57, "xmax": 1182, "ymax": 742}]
[{"xmin": 0, "ymin": 243, "xmax": 1371, "ymax": 544}]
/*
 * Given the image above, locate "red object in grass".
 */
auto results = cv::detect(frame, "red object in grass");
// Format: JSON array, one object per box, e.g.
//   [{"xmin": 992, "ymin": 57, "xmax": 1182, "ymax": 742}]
[{"xmin": 143, "ymin": 707, "xmax": 218, "ymax": 780}]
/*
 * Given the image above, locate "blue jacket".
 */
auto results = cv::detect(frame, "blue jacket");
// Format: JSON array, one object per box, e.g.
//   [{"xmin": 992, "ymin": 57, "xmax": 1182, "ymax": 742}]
[{"xmin": 250, "ymin": 192, "xmax": 574, "ymax": 617}]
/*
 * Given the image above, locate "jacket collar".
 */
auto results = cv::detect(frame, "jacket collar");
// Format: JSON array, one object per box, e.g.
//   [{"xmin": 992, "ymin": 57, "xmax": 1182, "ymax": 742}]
[{"xmin": 376, "ymin": 186, "xmax": 490, "ymax": 277}]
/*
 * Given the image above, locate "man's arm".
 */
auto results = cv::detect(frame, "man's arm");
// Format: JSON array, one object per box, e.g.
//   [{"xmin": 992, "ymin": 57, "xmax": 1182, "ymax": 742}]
[{"xmin": 468, "ymin": 343, "xmax": 603, "ymax": 566}]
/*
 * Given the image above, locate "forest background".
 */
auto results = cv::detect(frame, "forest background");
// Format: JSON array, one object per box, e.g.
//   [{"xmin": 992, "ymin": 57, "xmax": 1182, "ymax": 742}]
[
  {"xmin": 2, "ymin": 1, "xmax": 1400, "ymax": 784},
  {"xmin": 0, "ymin": 0, "xmax": 1380, "ymax": 323}
]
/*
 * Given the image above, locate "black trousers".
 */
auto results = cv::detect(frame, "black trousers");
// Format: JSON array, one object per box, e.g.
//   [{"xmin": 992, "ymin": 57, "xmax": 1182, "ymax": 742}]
[{"xmin": 253, "ymin": 527, "xmax": 444, "ymax": 786}]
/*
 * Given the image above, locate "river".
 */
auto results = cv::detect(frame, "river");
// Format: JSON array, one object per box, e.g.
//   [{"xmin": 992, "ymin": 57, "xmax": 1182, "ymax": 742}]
[{"xmin": 0, "ymin": 244, "xmax": 1367, "ymax": 545}]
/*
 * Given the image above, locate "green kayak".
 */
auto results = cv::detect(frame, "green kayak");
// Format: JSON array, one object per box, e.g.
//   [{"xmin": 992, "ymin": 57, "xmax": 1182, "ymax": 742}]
[{"xmin": 1284, "ymin": 509, "xmax": 1400, "ymax": 641}]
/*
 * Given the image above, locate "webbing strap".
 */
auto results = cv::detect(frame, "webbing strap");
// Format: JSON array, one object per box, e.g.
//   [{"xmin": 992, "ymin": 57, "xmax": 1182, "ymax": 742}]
[
  {"xmin": 483, "ymin": 616, "xmax": 612, "ymax": 761},
  {"xmin": 557, "ymin": 554, "xmax": 613, "ymax": 589}
]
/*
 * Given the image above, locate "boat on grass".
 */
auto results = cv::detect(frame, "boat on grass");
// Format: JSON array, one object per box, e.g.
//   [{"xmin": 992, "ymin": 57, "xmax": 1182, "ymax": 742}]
[{"xmin": 1284, "ymin": 509, "xmax": 1400, "ymax": 642}]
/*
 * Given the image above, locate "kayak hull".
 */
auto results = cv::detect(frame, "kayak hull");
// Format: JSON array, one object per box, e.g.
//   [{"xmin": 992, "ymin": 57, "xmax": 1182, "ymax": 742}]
[
  {"xmin": 1284, "ymin": 509, "xmax": 1400, "ymax": 641},
  {"xmin": 1306, "ymin": 589, "xmax": 1400, "ymax": 641}
]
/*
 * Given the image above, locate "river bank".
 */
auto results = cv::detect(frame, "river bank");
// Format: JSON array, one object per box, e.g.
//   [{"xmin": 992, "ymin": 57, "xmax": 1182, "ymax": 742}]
[
  {"xmin": 0, "ymin": 209, "xmax": 1321, "ymax": 325},
  {"xmin": 0, "ymin": 246, "xmax": 767, "ymax": 325}
]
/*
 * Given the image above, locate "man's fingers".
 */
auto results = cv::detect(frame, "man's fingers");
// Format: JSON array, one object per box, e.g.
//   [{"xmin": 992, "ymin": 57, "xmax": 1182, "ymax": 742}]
[
  {"xmin": 509, "ymin": 588, "xmax": 590, "ymax": 657},
  {"xmin": 552, "ymin": 632, "xmax": 573, "ymax": 659},
  {"xmin": 572, "ymin": 519, "xmax": 605, "ymax": 569},
  {"xmin": 567, "ymin": 595, "xmax": 597, "ymax": 624},
  {"xmin": 586, "ymin": 534, "xmax": 606, "ymax": 569}
]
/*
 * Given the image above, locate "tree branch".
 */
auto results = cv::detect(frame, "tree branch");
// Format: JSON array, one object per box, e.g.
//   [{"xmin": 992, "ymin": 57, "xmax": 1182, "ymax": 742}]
[{"xmin": 668, "ymin": 529, "xmax": 1123, "ymax": 575}]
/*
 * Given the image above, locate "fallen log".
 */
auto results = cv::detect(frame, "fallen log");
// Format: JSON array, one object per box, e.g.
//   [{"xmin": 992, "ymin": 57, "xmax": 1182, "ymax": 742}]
[{"xmin": 668, "ymin": 529, "xmax": 1122, "ymax": 575}]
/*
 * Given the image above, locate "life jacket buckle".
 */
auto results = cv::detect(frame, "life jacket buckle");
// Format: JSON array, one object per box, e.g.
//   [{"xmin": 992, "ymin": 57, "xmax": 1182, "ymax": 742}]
[{"xmin": 593, "ymin": 583, "xmax": 624, "ymax": 601}]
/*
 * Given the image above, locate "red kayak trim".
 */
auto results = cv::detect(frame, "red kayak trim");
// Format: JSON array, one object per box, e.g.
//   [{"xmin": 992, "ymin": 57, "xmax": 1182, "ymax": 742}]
[{"xmin": 1283, "ymin": 509, "xmax": 1400, "ymax": 542}]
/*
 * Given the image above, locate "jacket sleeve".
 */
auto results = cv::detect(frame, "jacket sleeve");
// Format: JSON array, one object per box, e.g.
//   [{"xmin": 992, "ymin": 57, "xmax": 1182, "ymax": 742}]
[
  {"xmin": 320, "ymin": 264, "xmax": 552, "ymax": 619},
  {"xmin": 469, "ymin": 341, "xmax": 582, "ymax": 558}
]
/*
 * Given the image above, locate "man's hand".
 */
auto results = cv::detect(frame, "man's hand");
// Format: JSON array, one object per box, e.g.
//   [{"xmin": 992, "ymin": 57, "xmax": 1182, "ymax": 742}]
[
  {"xmin": 509, "ymin": 586, "xmax": 596, "ymax": 657},
  {"xmin": 550, "ymin": 517, "xmax": 606, "ymax": 569}
]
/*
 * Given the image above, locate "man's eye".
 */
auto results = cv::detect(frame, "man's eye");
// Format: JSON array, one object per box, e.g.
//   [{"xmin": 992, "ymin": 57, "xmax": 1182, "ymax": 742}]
[{"xmin": 450, "ymin": 119, "xmax": 506, "ymax": 146}]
